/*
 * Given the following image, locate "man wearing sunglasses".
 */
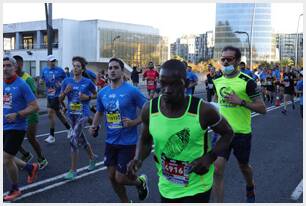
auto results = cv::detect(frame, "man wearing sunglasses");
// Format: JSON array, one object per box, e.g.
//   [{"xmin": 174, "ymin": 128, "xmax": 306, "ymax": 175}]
[{"xmin": 212, "ymin": 46, "xmax": 266, "ymax": 203}]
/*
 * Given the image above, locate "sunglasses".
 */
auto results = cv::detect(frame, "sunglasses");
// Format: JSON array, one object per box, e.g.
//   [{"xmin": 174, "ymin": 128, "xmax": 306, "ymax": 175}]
[{"xmin": 220, "ymin": 57, "xmax": 235, "ymax": 62}]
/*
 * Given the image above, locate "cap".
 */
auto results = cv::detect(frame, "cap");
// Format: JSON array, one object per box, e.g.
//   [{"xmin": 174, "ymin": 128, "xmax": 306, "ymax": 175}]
[{"xmin": 47, "ymin": 54, "xmax": 56, "ymax": 62}]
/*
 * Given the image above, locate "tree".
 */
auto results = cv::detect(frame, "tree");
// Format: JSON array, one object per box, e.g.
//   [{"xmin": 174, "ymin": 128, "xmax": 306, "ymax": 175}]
[{"xmin": 280, "ymin": 58, "xmax": 294, "ymax": 67}]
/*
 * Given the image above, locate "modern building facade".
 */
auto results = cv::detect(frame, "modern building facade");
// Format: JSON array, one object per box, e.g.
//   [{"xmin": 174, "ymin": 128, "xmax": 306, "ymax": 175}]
[
  {"xmin": 170, "ymin": 31, "xmax": 214, "ymax": 64},
  {"xmin": 275, "ymin": 33, "xmax": 303, "ymax": 65},
  {"xmin": 3, "ymin": 19, "xmax": 168, "ymax": 76},
  {"xmin": 214, "ymin": 3, "xmax": 277, "ymax": 66}
]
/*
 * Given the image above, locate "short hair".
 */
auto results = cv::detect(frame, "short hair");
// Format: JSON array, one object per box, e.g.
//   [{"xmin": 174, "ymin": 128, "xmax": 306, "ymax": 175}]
[
  {"xmin": 72, "ymin": 56, "xmax": 87, "ymax": 70},
  {"xmin": 160, "ymin": 59, "xmax": 186, "ymax": 80},
  {"xmin": 221, "ymin": 45, "xmax": 241, "ymax": 60},
  {"xmin": 13, "ymin": 55, "xmax": 23, "ymax": 63},
  {"xmin": 3, "ymin": 56, "xmax": 17, "ymax": 66},
  {"xmin": 109, "ymin": 57, "xmax": 124, "ymax": 70},
  {"xmin": 239, "ymin": 62, "xmax": 246, "ymax": 66}
]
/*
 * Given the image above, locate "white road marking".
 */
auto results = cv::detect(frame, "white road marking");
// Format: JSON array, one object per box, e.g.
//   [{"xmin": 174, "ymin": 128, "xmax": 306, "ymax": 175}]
[
  {"xmin": 11, "ymin": 100, "xmax": 298, "ymax": 201},
  {"xmin": 290, "ymin": 179, "xmax": 303, "ymax": 201}
]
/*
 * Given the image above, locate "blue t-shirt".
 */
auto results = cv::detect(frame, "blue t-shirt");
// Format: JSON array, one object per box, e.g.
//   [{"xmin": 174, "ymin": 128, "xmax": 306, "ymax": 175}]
[
  {"xmin": 4, "ymin": 77, "xmax": 36, "ymax": 131},
  {"xmin": 272, "ymin": 69, "xmax": 281, "ymax": 81},
  {"xmin": 42, "ymin": 66, "xmax": 66, "ymax": 99},
  {"xmin": 84, "ymin": 69, "xmax": 97, "ymax": 81},
  {"xmin": 186, "ymin": 71, "xmax": 198, "ymax": 95},
  {"xmin": 61, "ymin": 77, "xmax": 96, "ymax": 117},
  {"xmin": 259, "ymin": 71, "xmax": 267, "ymax": 81},
  {"xmin": 296, "ymin": 80, "xmax": 303, "ymax": 105},
  {"xmin": 96, "ymin": 82, "xmax": 147, "ymax": 145},
  {"xmin": 241, "ymin": 68, "xmax": 253, "ymax": 77}
]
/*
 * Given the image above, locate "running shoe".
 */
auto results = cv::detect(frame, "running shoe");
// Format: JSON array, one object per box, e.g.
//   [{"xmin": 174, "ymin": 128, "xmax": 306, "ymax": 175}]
[
  {"xmin": 45, "ymin": 135, "xmax": 55, "ymax": 144},
  {"xmin": 67, "ymin": 128, "xmax": 73, "ymax": 139},
  {"xmin": 64, "ymin": 170, "xmax": 77, "ymax": 180},
  {"xmin": 136, "ymin": 174, "xmax": 149, "ymax": 201},
  {"xmin": 87, "ymin": 155, "xmax": 98, "ymax": 171},
  {"xmin": 21, "ymin": 152, "xmax": 33, "ymax": 163},
  {"xmin": 38, "ymin": 158, "xmax": 48, "ymax": 170},
  {"xmin": 3, "ymin": 189, "xmax": 21, "ymax": 202},
  {"xmin": 27, "ymin": 163, "xmax": 39, "ymax": 184},
  {"xmin": 246, "ymin": 185, "xmax": 255, "ymax": 203}
]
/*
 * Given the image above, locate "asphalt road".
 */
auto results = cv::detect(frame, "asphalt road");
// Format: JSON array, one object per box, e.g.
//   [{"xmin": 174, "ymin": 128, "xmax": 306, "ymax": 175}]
[{"xmin": 3, "ymin": 94, "xmax": 303, "ymax": 203}]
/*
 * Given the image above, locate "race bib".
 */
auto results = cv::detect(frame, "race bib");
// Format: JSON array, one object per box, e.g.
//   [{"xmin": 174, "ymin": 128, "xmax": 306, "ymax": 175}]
[
  {"xmin": 208, "ymin": 83, "xmax": 214, "ymax": 89},
  {"xmin": 161, "ymin": 153, "xmax": 191, "ymax": 186},
  {"xmin": 148, "ymin": 80, "xmax": 155, "ymax": 86},
  {"xmin": 47, "ymin": 87, "xmax": 56, "ymax": 96},
  {"xmin": 267, "ymin": 81, "xmax": 272, "ymax": 86},
  {"xmin": 3, "ymin": 93, "xmax": 13, "ymax": 109},
  {"xmin": 106, "ymin": 111, "xmax": 122, "ymax": 129},
  {"xmin": 70, "ymin": 102, "xmax": 82, "ymax": 115}
]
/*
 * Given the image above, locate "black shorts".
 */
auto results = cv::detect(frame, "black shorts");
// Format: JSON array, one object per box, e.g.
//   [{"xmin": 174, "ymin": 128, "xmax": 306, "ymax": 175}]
[
  {"xmin": 266, "ymin": 85, "xmax": 275, "ymax": 92},
  {"xmin": 4, "ymin": 130, "xmax": 26, "ymax": 155},
  {"xmin": 104, "ymin": 144, "xmax": 136, "ymax": 174},
  {"xmin": 160, "ymin": 189, "xmax": 211, "ymax": 203},
  {"xmin": 47, "ymin": 97, "xmax": 61, "ymax": 110},
  {"xmin": 218, "ymin": 133, "xmax": 252, "ymax": 164},
  {"xmin": 284, "ymin": 87, "xmax": 295, "ymax": 95}
]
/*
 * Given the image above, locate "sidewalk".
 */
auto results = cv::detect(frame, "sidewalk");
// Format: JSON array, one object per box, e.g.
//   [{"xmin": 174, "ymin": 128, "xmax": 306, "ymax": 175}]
[{"xmin": 37, "ymin": 81, "xmax": 206, "ymax": 115}]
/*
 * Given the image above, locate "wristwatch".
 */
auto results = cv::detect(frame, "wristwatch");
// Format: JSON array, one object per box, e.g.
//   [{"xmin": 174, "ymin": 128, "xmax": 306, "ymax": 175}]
[{"xmin": 240, "ymin": 100, "xmax": 247, "ymax": 107}]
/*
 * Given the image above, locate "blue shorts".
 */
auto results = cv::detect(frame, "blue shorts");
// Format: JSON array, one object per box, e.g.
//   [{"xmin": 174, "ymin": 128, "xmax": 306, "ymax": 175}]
[
  {"xmin": 218, "ymin": 133, "xmax": 252, "ymax": 164},
  {"xmin": 104, "ymin": 143, "xmax": 136, "ymax": 174}
]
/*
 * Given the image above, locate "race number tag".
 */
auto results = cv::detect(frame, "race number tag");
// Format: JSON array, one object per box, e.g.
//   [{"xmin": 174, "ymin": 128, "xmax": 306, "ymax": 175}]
[
  {"xmin": 148, "ymin": 80, "xmax": 155, "ymax": 86},
  {"xmin": 208, "ymin": 83, "xmax": 214, "ymax": 89},
  {"xmin": 267, "ymin": 81, "xmax": 272, "ymax": 86},
  {"xmin": 106, "ymin": 111, "xmax": 122, "ymax": 129},
  {"xmin": 3, "ymin": 93, "xmax": 13, "ymax": 109},
  {"xmin": 161, "ymin": 154, "xmax": 191, "ymax": 186},
  {"xmin": 70, "ymin": 102, "xmax": 82, "ymax": 115},
  {"xmin": 47, "ymin": 87, "xmax": 56, "ymax": 97}
]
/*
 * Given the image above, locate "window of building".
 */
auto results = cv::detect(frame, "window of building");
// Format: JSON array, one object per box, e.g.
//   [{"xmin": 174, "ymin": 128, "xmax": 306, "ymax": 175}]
[
  {"xmin": 23, "ymin": 35, "xmax": 34, "ymax": 49},
  {"xmin": 23, "ymin": 61, "xmax": 36, "ymax": 76},
  {"xmin": 4, "ymin": 36, "xmax": 15, "ymax": 50}
]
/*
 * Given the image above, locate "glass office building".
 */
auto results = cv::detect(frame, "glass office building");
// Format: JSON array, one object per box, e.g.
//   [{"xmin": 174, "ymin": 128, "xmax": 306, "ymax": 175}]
[
  {"xmin": 214, "ymin": 3, "xmax": 277, "ymax": 65},
  {"xmin": 100, "ymin": 28, "xmax": 168, "ymax": 67}
]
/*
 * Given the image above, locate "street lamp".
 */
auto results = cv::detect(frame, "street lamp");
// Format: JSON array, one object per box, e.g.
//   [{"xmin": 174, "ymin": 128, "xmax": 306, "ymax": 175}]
[
  {"xmin": 234, "ymin": 31, "xmax": 251, "ymax": 69},
  {"xmin": 112, "ymin": 35, "xmax": 120, "ymax": 57},
  {"xmin": 295, "ymin": 13, "xmax": 303, "ymax": 68}
]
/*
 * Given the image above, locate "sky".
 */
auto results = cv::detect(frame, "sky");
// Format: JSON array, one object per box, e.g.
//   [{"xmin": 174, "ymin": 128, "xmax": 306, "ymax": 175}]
[{"xmin": 3, "ymin": 2, "xmax": 304, "ymax": 42}]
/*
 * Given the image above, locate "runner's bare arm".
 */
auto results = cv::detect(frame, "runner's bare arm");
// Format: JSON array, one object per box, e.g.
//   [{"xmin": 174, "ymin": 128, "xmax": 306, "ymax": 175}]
[{"xmin": 190, "ymin": 101, "xmax": 233, "ymax": 174}]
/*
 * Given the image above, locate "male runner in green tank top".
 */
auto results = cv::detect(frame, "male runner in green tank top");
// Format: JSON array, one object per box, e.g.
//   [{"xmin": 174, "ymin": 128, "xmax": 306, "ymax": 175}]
[
  {"xmin": 127, "ymin": 59, "xmax": 234, "ymax": 203},
  {"xmin": 13, "ymin": 55, "xmax": 48, "ymax": 169},
  {"xmin": 212, "ymin": 46, "xmax": 266, "ymax": 203}
]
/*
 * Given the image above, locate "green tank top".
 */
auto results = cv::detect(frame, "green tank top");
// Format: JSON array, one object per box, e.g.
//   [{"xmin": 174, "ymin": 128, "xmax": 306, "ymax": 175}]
[
  {"xmin": 213, "ymin": 72, "xmax": 252, "ymax": 134},
  {"xmin": 21, "ymin": 72, "xmax": 37, "ymax": 95},
  {"xmin": 149, "ymin": 95, "xmax": 214, "ymax": 199}
]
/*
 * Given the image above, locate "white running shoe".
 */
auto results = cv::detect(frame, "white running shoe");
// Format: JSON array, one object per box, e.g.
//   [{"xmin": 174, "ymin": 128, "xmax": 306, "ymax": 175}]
[
  {"xmin": 67, "ymin": 128, "xmax": 73, "ymax": 139},
  {"xmin": 45, "ymin": 135, "xmax": 55, "ymax": 144}
]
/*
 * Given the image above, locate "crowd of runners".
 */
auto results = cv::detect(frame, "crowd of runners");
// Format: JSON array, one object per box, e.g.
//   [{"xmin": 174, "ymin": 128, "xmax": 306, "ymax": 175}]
[{"xmin": 3, "ymin": 45, "xmax": 303, "ymax": 202}]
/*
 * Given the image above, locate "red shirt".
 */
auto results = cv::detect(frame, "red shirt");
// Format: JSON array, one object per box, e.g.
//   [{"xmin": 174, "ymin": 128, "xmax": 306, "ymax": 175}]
[
  {"xmin": 97, "ymin": 78, "xmax": 106, "ymax": 89},
  {"xmin": 143, "ymin": 69, "xmax": 159, "ymax": 90}
]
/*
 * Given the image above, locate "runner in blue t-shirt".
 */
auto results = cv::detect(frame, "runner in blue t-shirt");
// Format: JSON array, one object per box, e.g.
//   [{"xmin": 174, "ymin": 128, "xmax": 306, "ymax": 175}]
[
  {"xmin": 185, "ymin": 65, "xmax": 198, "ymax": 96},
  {"xmin": 41, "ymin": 55, "xmax": 72, "ymax": 144},
  {"xmin": 296, "ymin": 71, "xmax": 303, "ymax": 118},
  {"xmin": 90, "ymin": 57, "xmax": 149, "ymax": 202},
  {"xmin": 60, "ymin": 56, "xmax": 98, "ymax": 180},
  {"xmin": 3, "ymin": 57, "xmax": 40, "ymax": 201}
]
